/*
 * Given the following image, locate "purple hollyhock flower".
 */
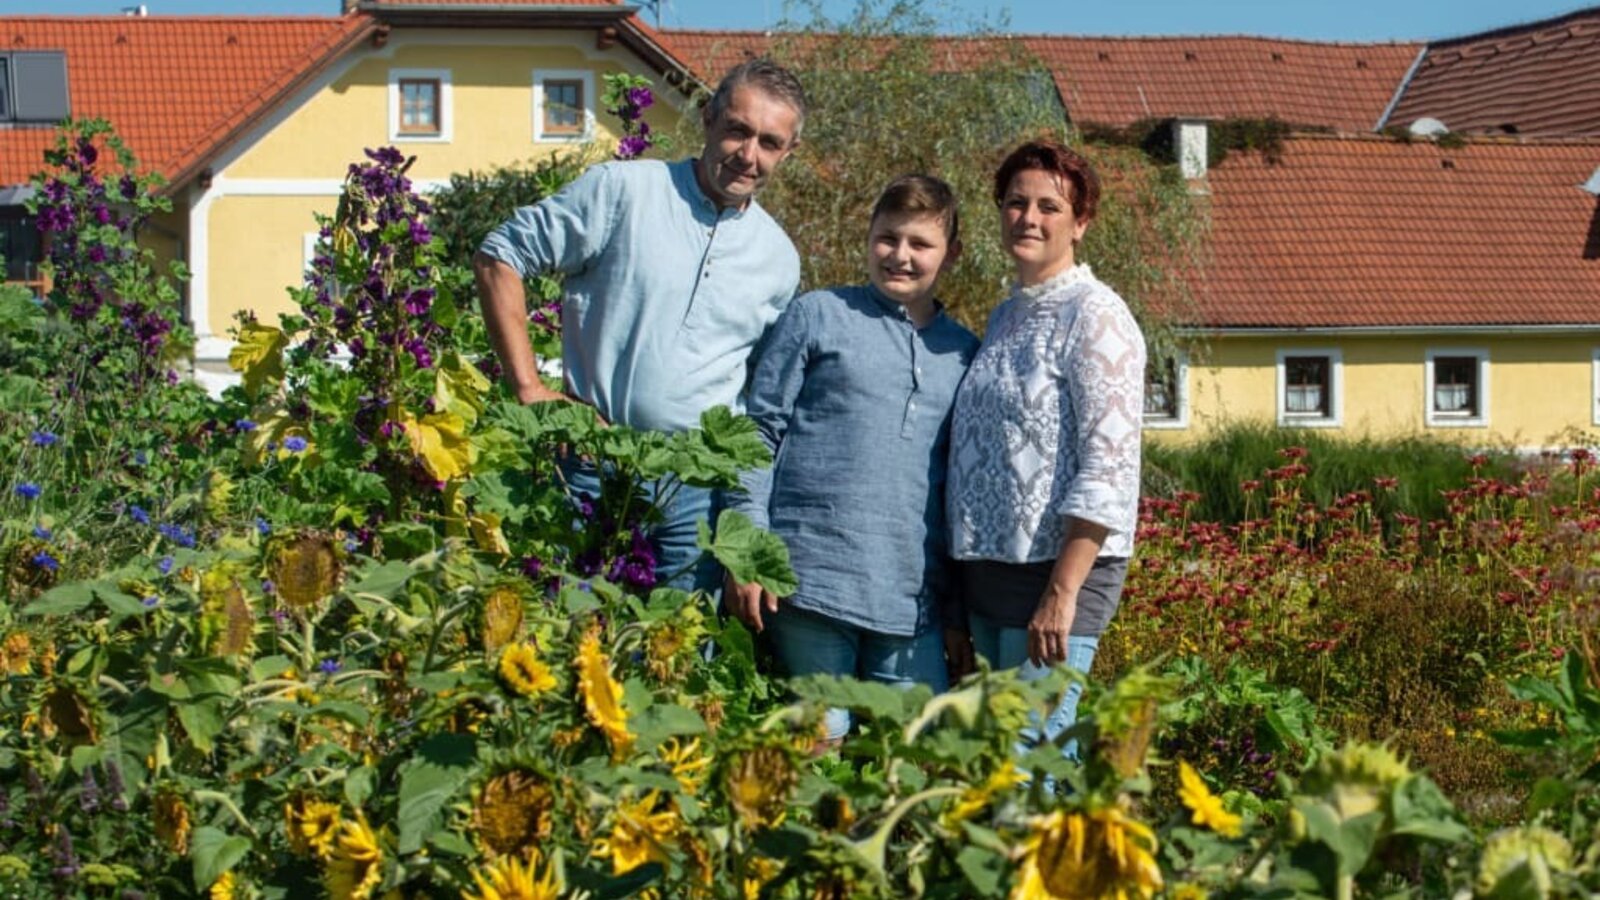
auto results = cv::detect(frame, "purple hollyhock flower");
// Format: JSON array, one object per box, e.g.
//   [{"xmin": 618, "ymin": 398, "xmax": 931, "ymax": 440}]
[
  {"xmin": 87, "ymin": 245, "xmax": 108, "ymax": 264},
  {"xmin": 521, "ymin": 556, "xmax": 544, "ymax": 578},
  {"xmin": 409, "ymin": 220, "xmax": 432, "ymax": 246},
  {"xmin": 616, "ymin": 135, "xmax": 650, "ymax": 160},
  {"xmin": 626, "ymin": 86, "xmax": 654, "ymax": 111},
  {"xmin": 14, "ymin": 483, "xmax": 41, "ymax": 500},
  {"xmin": 405, "ymin": 338, "xmax": 433, "ymax": 369},
  {"xmin": 92, "ymin": 205, "xmax": 112, "ymax": 225},
  {"xmin": 76, "ymin": 138, "xmax": 98, "ymax": 166},
  {"xmin": 403, "ymin": 289, "xmax": 434, "ymax": 316},
  {"xmin": 119, "ymin": 174, "xmax": 139, "ymax": 200}
]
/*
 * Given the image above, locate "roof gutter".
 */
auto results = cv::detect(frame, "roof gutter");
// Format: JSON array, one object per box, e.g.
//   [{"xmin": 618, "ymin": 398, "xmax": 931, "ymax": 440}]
[{"xmin": 1374, "ymin": 43, "xmax": 1428, "ymax": 131}]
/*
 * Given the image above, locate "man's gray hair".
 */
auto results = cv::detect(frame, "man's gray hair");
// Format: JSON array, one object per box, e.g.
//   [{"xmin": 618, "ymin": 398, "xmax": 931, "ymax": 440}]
[{"xmin": 702, "ymin": 58, "xmax": 808, "ymax": 142}]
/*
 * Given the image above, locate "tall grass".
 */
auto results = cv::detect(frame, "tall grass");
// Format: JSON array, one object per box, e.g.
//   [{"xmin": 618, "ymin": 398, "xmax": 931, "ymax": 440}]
[{"xmin": 1141, "ymin": 422, "xmax": 1519, "ymax": 523}]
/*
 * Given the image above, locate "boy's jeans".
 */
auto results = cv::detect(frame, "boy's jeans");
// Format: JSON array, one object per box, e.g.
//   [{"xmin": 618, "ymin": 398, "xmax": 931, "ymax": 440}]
[
  {"xmin": 765, "ymin": 606, "xmax": 949, "ymax": 740},
  {"xmin": 968, "ymin": 613, "xmax": 1099, "ymax": 758},
  {"xmin": 559, "ymin": 459, "xmax": 722, "ymax": 593}
]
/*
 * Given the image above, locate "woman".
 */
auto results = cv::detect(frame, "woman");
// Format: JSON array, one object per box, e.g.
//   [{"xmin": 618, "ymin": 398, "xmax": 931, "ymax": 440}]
[{"xmin": 945, "ymin": 139, "xmax": 1145, "ymax": 748}]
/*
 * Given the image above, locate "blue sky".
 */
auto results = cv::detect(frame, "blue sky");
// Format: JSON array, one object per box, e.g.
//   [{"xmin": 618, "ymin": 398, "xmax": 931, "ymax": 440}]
[{"xmin": 5, "ymin": 0, "xmax": 1590, "ymax": 42}]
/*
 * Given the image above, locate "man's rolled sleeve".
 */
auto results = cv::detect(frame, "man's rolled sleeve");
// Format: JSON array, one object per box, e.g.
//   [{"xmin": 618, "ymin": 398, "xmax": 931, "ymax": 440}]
[{"xmin": 477, "ymin": 163, "xmax": 620, "ymax": 279}]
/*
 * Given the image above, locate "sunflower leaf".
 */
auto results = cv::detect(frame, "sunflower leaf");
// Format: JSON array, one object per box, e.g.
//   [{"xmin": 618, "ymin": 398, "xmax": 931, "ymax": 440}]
[{"xmin": 396, "ymin": 733, "xmax": 477, "ymax": 854}]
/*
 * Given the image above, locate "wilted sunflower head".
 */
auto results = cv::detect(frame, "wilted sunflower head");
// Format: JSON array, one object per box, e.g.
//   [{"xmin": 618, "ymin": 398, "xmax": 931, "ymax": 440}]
[
  {"xmin": 6, "ymin": 537, "xmax": 59, "ymax": 592},
  {"xmin": 0, "ymin": 632, "xmax": 33, "ymax": 676},
  {"xmin": 38, "ymin": 679, "xmax": 99, "ymax": 746},
  {"xmin": 199, "ymin": 568, "xmax": 255, "ymax": 658},
  {"xmin": 1298, "ymin": 742, "xmax": 1412, "ymax": 824},
  {"xmin": 1012, "ymin": 805, "xmax": 1163, "ymax": 900},
  {"xmin": 480, "ymin": 584, "xmax": 526, "ymax": 654},
  {"xmin": 267, "ymin": 531, "xmax": 344, "ymax": 608},
  {"xmin": 153, "ymin": 788, "xmax": 193, "ymax": 855},
  {"xmin": 722, "ymin": 744, "xmax": 796, "ymax": 830},
  {"xmin": 473, "ymin": 769, "xmax": 554, "ymax": 856},
  {"xmin": 285, "ymin": 795, "xmax": 343, "ymax": 858},
  {"xmin": 1476, "ymin": 825, "xmax": 1573, "ymax": 900},
  {"xmin": 1089, "ymin": 667, "xmax": 1175, "ymax": 779}
]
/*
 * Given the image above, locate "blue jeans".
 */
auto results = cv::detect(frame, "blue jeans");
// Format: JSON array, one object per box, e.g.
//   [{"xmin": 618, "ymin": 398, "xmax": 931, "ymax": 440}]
[
  {"xmin": 560, "ymin": 460, "xmax": 721, "ymax": 594},
  {"xmin": 969, "ymin": 613, "xmax": 1099, "ymax": 758},
  {"xmin": 766, "ymin": 606, "xmax": 949, "ymax": 740}
]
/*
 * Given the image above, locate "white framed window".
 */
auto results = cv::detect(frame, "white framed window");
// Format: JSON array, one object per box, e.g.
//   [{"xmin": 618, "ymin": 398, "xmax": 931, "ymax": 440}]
[
  {"xmin": 1424, "ymin": 348, "xmax": 1489, "ymax": 428},
  {"xmin": 533, "ymin": 69, "xmax": 595, "ymax": 142},
  {"xmin": 1276, "ymin": 348, "xmax": 1342, "ymax": 427},
  {"xmin": 1593, "ymin": 348, "xmax": 1600, "ymax": 427},
  {"xmin": 1143, "ymin": 350, "xmax": 1189, "ymax": 429},
  {"xmin": 388, "ymin": 68, "xmax": 452, "ymax": 143},
  {"xmin": 302, "ymin": 232, "xmax": 320, "ymax": 273}
]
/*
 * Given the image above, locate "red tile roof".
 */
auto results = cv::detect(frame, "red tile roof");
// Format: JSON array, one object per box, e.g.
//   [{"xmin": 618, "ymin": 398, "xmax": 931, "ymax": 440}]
[
  {"xmin": 1195, "ymin": 135, "xmax": 1600, "ymax": 327},
  {"xmin": 1020, "ymin": 36, "xmax": 1420, "ymax": 133},
  {"xmin": 658, "ymin": 29, "xmax": 1422, "ymax": 133},
  {"xmin": 0, "ymin": 15, "xmax": 373, "ymax": 190},
  {"xmin": 1385, "ymin": 8, "xmax": 1600, "ymax": 138},
  {"xmin": 362, "ymin": 1, "xmax": 621, "ymax": 4}
]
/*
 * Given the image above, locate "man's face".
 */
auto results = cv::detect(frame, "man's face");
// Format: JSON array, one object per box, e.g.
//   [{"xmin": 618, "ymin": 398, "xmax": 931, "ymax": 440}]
[{"xmin": 698, "ymin": 85, "xmax": 800, "ymax": 209}]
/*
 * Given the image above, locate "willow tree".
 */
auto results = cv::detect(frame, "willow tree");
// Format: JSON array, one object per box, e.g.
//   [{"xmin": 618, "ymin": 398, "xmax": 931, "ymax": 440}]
[{"xmin": 676, "ymin": 0, "xmax": 1205, "ymax": 362}]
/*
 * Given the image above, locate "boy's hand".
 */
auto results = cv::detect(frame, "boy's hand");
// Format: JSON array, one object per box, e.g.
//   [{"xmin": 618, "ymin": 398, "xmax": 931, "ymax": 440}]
[
  {"xmin": 943, "ymin": 627, "xmax": 975, "ymax": 680},
  {"xmin": 724, "ymin": 573, "xmax": 778, "ymax": 633}
]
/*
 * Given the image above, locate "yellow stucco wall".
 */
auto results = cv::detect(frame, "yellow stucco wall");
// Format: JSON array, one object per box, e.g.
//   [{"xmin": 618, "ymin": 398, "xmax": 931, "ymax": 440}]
[
  {"xmin": 1148, "ymin": 333, "xmax": 1600, "ymax": 448},
  {"xmin": 207, "ymin": 195, "xmax": 337, "ymax": 328},
  {"xmin": 196, "ymin": 29, "xmax": 688, "ymax": 339},
  {"xmin": 224, "ymin": 32, "xmax": 682, "ymax": 180}
]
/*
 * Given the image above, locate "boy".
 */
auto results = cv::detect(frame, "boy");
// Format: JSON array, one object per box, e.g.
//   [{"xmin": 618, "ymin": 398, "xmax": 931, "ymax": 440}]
[{"xmin": 725, "ymin": 174, "xmax": 979, "ymax": 740}]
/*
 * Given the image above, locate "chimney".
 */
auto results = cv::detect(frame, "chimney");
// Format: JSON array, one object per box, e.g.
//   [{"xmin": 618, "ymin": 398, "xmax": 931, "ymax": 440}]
[
  {"xmin": 1173, "ymin": 118, "xmax": 1209, "ymax": 180},
  {"xmin": 121, "ymin": 4, "xmax": 148, "ymax": 15},
  {"xmin": 1582, "ymin": 166, "xmax": 1600, "ymax": 196}
]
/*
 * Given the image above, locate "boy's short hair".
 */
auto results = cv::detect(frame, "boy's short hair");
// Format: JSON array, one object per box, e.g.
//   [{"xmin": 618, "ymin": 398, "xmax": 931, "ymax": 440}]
[{"xmin": 870, "ymin": 174, "xmax": 960, "ymax": 244}]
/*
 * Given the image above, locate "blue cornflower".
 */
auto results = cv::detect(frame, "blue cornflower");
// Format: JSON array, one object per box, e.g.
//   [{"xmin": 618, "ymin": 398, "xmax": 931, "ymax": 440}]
[
  {"xmin": 129, "ymin": 505, "xmax": 150, "ymax": 525},
  {"xmin": 132, "ymin": 450, "xmax": 148, "ymax": 466},
  {"xmin": 577, "ymin": 580, "xmax": 592, "ymax": 593},
  {"xmin": 157, "ymin": 523, "xmax": 196, "ymax": 548},
  {"xmin": 343, "ymin": 537, "xmax": 359, "ymax": 553},
  {"xmin": 14, "ymin": 483, "xmax": 41, "ymax": 500},
  {"xmin": 31, "ymin": 525, "xmax": 51, "ymax": 541},
  {"xmin": 234, "ymin": 419, "xmax": 258, "ymax": 432},
  {"xmin": 141, "ymin": 596, "xmax": 160, "ymax": 608},
  {"xmin": 30, "ymin": 431, "xmax": 58, "ymax": 447},
  {"xmin": 319, "ymin": 658, "xmax": 342, "ymax": 675},
  {"xmin": 256, "ymin": 517, "xmax": 271, "ymax": 536},
  {"xmin": 157, "ymin": 556, "xmax": 174, "ymax": 575},
  {"xmin": 32, "ymin": 550, "xmax": 59, "ymax": 572},
  {"xmin": 282, "ymin": 436, "xmax": 308, "ymax": 453}
]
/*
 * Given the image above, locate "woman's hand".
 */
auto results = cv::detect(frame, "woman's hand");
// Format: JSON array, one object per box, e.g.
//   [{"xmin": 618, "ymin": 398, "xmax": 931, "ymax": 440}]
[
  {"xmin": 1026, "ymin": 592, "xmax": 1075, "ymax": 668},
  {"xmin": 944, "ymin": 627, "xmax": 976, "ymax": 680},
  {"xmin": 724, "ymin": 573, "xmax": 778, "ymax": 633}
]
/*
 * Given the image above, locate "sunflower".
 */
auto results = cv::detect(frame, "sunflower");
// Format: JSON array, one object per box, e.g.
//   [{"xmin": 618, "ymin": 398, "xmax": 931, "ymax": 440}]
[
  {"xmin": 473, "ymin": 770, "xmax": 553, "ymax": 856},
  {"xmin": 324, "ymin": 816, "xmax": 384, "ymax": 900},
  {"xmin": 153, "ymin": 789, "xmax": 193, "ymax": 855},
  {"xmin": 0, "ymin": 632, "xmax": 32, "ymax": 676},
  {"xmin": 943, "ymin": 762, "xmax": 1026, "ymax": 829},
  {"xmin": 285, "ymin": 796, "xmax": 343, "ymax": 858},
  {"xmin": 657, "ymin": 737, "xmax": 712, "ymax": 795},
  {"xmin": 267, "ymin": 531, "xmax": 343, "ymax": 608},
  {"xmin": 575, "ymin": 631, "xmax": 633, "ymax": 759},
  {"xmin": 723, "ymin": 745, "xmax": 795, "ymax": 830},
  {"xmin": 742, "ymin": 856, "xmax": 782, "ymax": 900},
  {"xmin": 39, "ymin": 681, "xmax": 98, "ymax": 745},
  {"xmin": 209, "ymin": 870, "xmax": 238, "ymax": 900},
  {"xmin": 463, "ymin": 850, "xmax": 561, "ymax": 900},
  {"xmin": 480, "ymin": 585, "xmax": 525, "ymax": 653},
  {"xmin": 1177, "ymin": 762, "xmax": 1241, "ymax": 838},
  {"xmin": 498, "ymin": 644, "xmax": 556, "ymax": 698},
  {"xmin": 1010, "ymin": 805, "xmax": 1163, "ymax": 900},
  {"xmin": 592, "ymin": 791, "xmax": 680, "ymax": 876}
]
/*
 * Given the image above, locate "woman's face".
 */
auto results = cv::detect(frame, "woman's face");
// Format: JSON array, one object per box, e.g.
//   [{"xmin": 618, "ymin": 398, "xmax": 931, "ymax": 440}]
[{"xmin": 999, "ymin": 168, "xmax": 1090, "ymax": 285}]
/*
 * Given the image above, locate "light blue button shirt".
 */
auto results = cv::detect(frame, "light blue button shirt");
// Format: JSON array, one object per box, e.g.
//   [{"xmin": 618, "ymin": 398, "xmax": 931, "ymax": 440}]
[{"xmin": 479, "ymin": 158, "xmax": 801, "ymax": 433}]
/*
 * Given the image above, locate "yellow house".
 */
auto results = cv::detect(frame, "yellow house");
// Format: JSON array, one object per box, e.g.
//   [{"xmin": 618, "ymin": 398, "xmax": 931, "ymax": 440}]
[
  {"xmin": 0, "ymin": 1, "xmax": 697, "ymax": 391},
  {"xmin": 1138, "ymin": 132, "xmax": 1600, "ymax": 450}
]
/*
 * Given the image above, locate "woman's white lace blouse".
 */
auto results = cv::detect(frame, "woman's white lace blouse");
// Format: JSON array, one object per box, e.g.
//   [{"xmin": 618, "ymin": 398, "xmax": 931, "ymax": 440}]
[{"xmin": 947, "ymin": 264, "xmax": 1146, "ymax": 562}]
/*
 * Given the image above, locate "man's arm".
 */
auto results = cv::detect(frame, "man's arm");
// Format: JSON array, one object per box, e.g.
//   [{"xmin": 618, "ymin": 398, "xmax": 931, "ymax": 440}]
[{"xmin": 472, "ymin": 252, "xmax": 566, "ymax": 405}]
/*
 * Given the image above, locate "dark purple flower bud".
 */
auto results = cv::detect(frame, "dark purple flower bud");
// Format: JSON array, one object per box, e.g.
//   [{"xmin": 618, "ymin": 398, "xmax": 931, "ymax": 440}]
[
  {"xmin": 119, "ymin": 175, "xmax": 139, "ymax": 200},
  {"xmin": 409, "ymin": 220, "xmax": 432, "ymax": 246},
  {"xmin": 626, "ymin": 86, "xmax": 654, "ymax": 111},
  {"xmin": 87, "ymin": 245, "xmax": 108, "ymax": 264},
  {"xmin": 76, "ymin": 138, "xmax": 98, "ymax": 166},
  {"xmin": 522, "ymin": 556, "xmax": 544, "ymax": 578},
  {"xmin": 79, "ymin": 768, "xmax": 100, "ymax": 814},
  {"xmin": 92, "ymin": 205, "xmax": 112, "ymax": 225},
  {"xmin": 403, "ymin": 288, "xmax": 434, "ymax": 316},
  {"xmin": 616, "ymin": 135, "xmax": 650, "ymax": 160}
]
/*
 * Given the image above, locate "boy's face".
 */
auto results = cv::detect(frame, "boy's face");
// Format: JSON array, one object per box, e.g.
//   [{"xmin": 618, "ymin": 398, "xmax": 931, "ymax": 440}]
[{"xmin": 866, "ymin": 211, "xmax": 958, "ymax": 312}]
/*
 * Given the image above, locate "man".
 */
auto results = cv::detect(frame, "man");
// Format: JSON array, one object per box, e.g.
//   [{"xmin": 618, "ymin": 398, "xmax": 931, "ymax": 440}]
[{"xmin": 473, "ymin": 59, "xmax": 806, "ymax": 591}]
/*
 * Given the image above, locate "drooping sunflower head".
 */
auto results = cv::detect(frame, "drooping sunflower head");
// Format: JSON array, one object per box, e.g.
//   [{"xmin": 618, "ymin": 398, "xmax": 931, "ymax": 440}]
[
  {"xmin": 199, "ymin": 566, "xmax": 255, "ymax": 658},
  {"xmin": 575, "ymin": 630, "xmax": 633, "ymax": 759},
  {"xmin": 153, "ymin": 787, "xmax": 193, "ymax": 855},
  {"xmin": 479, "ymin": 583, "xmax": 526, "ymax": 654},
  {"xmin": 37, "ymin": 679, "xmax": 100, "ymax": 746},
  {"xmin": 1475, "ymin": 825, "xmax": 1573, "ymax": 900},
  {"xmin": 285, "ymin": 795, "xmax": 343, "ymax": 858},
  {"xmin": 267, "ymin": 530, "xmax": 344, "ymax": 608},
  {"xmin": 464, "ymin": 849, "xmax": 561, "ymax": 900},
  {"xmin": 1011, "ymin": 805, "xmax": 1163, "ymax": 900},
  {"xmin": 1298, "ymin": 741, "xmax": 1413, "ymax": 824},
  {"xmin": 722, "ymin": 743, "xmax": 796, "ymax": 830},
  {"xmin": 1089, "ymin": 667, "xmax": 1175, "ymax": 779},
  {"xmin": 472, "ymin": 768, "xmax": 554, "ymax": 857}
]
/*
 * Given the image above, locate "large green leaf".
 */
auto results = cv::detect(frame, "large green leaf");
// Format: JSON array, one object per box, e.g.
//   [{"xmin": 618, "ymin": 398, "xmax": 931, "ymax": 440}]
[
  {"xmin": 191, "ymin": 826, "xmax": 251, "ymax": 892},
  {"xmin": 632, "ymin": 703, "xmax": 707, "ymax": 750},
  {"xmin": 698, "ymin": 405, "xmax": 771, "ymax": 468},
  {"xmin": 699, "ymin": 509, "xmax": 797, "ymax": 598},
  {"xmin": 23, "ymin": 580, "xmax": 99, "ymax": 617},
  {"xmin": 396, "ymin": 733, "xmax": 477, "ymax": 854}
]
